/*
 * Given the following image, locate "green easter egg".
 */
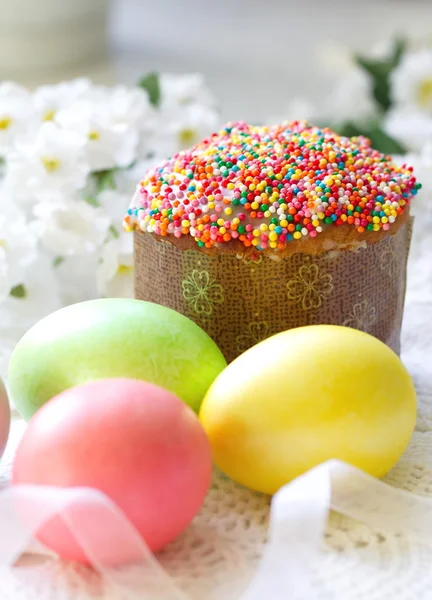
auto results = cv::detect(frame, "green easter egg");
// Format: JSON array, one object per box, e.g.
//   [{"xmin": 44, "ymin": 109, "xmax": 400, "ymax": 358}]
[{"xmin": 8, "ymin": 299, "xmax": 227, "ymax": 420}]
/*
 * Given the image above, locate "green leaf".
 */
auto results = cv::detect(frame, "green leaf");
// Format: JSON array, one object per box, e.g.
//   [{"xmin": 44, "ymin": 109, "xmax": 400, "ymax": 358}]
[
  {"xmin": 10, "ymin": 284, "xmax": 26, "ymax": 298},
  {"xmin": 137, "ymin": 72, "xmax": 161, "ymax": 107},
  {"xmin": 332, "ymin": 120, "xmax": 407, "ymax": 155},
  {"xmin": 84, "ymin": 195, "xmax": 100, "ymax": 207},
  {"xmin": 355, "ymin": 57, "xmax": 390, "ymax": 82},
  {"xmin": 355, "ymin": 56, "xmax": 393, "ymax": 111},
  {"xmin": 109, "ymin": 224, "xmax": 120, "ymax": 239},
  {"xmin": 365, "ymin": 126, "xmax": 407, "ymax": 155},
  {"xmin": 390, "ymin": 38, "xmax": 407, "ymax": 68},
  {"xmin": 334, "ymin": 121, "xmax": 363, "ymax": 138},
  {"xmin": 355, "ymin": 38, "xmax": 407, "ymax": 112},
  {"xmin": 52, "ymin": 256, "xmax": 65, "ymax": 267},
  {"xmin": 372, "ymin": 78, "xmax": 393, "ymax": 112},
  {"xmin": 93, "ymin": 169, "xmax": 116, "ymax": 193}
]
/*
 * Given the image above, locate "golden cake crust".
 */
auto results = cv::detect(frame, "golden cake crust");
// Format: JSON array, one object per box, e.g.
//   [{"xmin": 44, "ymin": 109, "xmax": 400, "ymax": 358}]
[{"xmin": 142, "ymin": 208, "xmax": 410, "ymax": 259}]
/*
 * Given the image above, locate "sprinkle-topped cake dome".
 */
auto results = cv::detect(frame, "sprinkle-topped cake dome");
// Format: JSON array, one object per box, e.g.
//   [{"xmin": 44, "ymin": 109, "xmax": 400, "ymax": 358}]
[{"xmin": 125, "ymin": 121, "xmax": 420, "ymax": 252}]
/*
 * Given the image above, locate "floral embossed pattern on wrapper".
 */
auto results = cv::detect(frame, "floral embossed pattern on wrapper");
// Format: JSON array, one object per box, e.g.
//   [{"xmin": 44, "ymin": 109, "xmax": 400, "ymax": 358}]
[{"xmin": 126, "ymin": 121, "xmax": 419, "ymax": 361}]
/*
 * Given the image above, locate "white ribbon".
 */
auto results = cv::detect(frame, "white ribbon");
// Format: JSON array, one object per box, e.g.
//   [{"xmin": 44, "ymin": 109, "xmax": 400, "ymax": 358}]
[{"xmin": 0, "ymin": 460, "xmax": 431, "ymax": 599}]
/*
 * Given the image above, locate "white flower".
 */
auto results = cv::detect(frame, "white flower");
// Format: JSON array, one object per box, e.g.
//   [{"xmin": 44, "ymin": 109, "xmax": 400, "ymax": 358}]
[
  {"xmin": 419, "ymin": 139, "xmax": 432, "ymax": 179},
  {"xmin": 0, "ymin": 329, "xmax": 17, "ymax": 381},
  {"xmin": 0, "ymin": 75, "xmax": 229, "ymax": 365},
  {"xmin": 323, "ymin": 67, "xmax": 377, "ymax": 125},
  {"xmin": 269, "ymin": 68, "xmax": 375, "ymax": 128},
  {"xmin": 4, "ymin": 123, "xmax": 89, "ymax": 200},
  {"xmin": 97, "ymin": 188, "xmax": 132, "ymax": 231},
  {"xmin": 268, "ymin": 97, "xmax": 318, "ymax": 125},
  {"xmin": 56, "ymin": 85, "xmax": 153, "ymax": 171},
  {"xmin": 54, "ymin": 253, "xmax": 100, "ymax": 305},
  {"xmin": 393, "ymin": 143, "xmax": 432, "ymax": 258},
  {"xmin": 0, "ymin": 82, "xmax": 33, "ymax": 156},
  {"xmin": 109, "ymin": 74, "xmax": 221, "ymax": 157},
  {"xmin": 383, "ymin": 107, "xmax": 432, "ymax": 153},
  {"xmin": 93, "ymin": 163, "xmax": 159, "ymax": 236},
  {"xmin": 0, "ymin": 198, "xmax": 37, "ymax": 303},
  {"xmin": 121, "ymin": 157, "xmax": 161, "ymax": 182},
  {"xmin": 159, "ymin": 74, "xmax": 217, "ymax": 109},
  {"xmin": 396, "ymin": 142, "xmax": 432, "ymax": 217},
  {"xmin": 391, "ymin": 50, "xmax": 432, "ymax": 114},
  {"xmin": 0, "ymin": 253, "xmax": 61, "ymax": 328},
  {"xmin": 108, "ymin": 85, "xmax": 155, "ymax": 159},
  {"xmin": 57, "ymin": 99, "xmax": 139, "ymax": 171},
  {"xmin": 155, "ymin": 103, "xmax": 220, "ymax": 154},
  {"xmin": 32, "ymin": 195, "xmax": 110, "ymax": 256},
  {"xmin": 32, "ymin": 78, "xmax": 91, "ymax": 123},
  {"xmin": 152, "ymin": 73, "xmax": 220, "ymax": 153},
  {"xmin": 106, "ymin": 85, "xmax": 153, "ymax": 130},
  {"xmin": 0, "ymin": 253, "xmax": 62, "ymax": 377},
  {"xmin": 97, "ymin": 233, "xmax": 134, "ymax": 298},
  {"xmin": 113, "ymin": 158, "xmax": 159, "ymax": 195}
]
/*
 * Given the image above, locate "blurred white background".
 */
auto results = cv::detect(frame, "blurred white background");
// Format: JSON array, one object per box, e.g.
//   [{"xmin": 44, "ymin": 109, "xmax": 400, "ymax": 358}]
[
  {"xmin": 110, "ymin": 0, "xmax": 432, "ymax": 121},
  {"xmin": 1, "ymin": 0, "xmax": 431, "ymax": 121}
]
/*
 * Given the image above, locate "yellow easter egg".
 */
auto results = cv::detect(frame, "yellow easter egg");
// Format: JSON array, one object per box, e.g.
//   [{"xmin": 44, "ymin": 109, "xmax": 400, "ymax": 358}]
[{"xmin": 199, "ymin": 326, "xmax": 417, "ymax": 495}]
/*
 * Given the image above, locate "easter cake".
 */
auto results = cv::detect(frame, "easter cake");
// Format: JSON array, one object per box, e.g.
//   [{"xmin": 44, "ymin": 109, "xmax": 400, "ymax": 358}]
[{"xmin": 125, "ymin": 121, "xmax": 419, "ymax": 361}]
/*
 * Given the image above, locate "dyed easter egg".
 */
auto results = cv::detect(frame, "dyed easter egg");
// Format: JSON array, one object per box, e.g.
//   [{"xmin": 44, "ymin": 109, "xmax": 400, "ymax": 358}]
[
  {"xmin": 8, "ymin": 298, "xmax": 227, "ymax": 419},
  {"xmin": 0, "ymin": 378, "xmax": 10, "ymax": 458},
  {"xmin": 200, "ymin": 326, "xmax": 417, "ymax": 495},
  {"xmin": 13, "ymin": 378, "xmax": 212, "ymax": 564}
]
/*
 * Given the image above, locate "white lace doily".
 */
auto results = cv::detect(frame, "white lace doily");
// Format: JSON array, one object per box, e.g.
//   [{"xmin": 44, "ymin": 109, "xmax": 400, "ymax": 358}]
[{"xmin": 1, "ymin": 225, "xmax": 432, "ymax": 599}]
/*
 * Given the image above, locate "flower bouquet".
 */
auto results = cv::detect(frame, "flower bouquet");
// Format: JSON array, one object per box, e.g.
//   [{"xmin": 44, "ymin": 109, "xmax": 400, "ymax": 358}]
[{"xmin": 0, "ymin": 73, "xmax": 220, "ymax": 375}]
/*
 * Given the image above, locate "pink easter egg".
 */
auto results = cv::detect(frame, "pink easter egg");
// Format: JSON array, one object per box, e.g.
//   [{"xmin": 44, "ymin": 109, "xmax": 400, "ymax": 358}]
[
  {"xmin": 0, "ymin": 378, "xmax": 10, "ymax": 459},
  {"xmin": 12, "ymin": 378, "xmax": 212, "ymax": 565}
]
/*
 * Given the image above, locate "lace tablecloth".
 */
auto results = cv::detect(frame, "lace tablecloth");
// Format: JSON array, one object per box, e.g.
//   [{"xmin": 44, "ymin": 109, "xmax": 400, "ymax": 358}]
[{"xmin": 1, "ymin": 226, "xmax": 432, "ymax": 599}]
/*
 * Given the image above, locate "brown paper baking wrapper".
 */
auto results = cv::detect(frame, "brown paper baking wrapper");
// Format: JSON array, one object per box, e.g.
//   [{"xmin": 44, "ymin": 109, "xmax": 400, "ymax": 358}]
[{"xmin": 134, "ymin": 218, "xmax": 413, "ymax": 362}]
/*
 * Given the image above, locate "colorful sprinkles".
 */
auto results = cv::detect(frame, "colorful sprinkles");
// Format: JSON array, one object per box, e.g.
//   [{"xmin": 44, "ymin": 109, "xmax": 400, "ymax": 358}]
[{"xmin": 124, "ymin": 121, "xmax": 420, "ymax": 251}]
